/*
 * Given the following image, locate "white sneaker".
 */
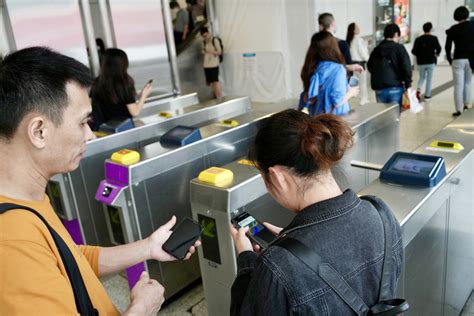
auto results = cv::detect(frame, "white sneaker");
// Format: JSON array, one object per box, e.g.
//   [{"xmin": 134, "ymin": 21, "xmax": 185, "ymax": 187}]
[{"xmin": 360, "ymin": 99, "xmax": 369, "ymax": 105}]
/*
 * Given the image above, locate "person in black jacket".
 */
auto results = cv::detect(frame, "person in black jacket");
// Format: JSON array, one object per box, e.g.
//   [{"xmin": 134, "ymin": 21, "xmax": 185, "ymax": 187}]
[
  {"xmin": 445, "ymin": 6, "xmax": 473, "ymax": 116},
  {"xmin": 412, "ymin": 22, "xmax": 441, "ymax": 101},
  {"xmin": 368, "ymin": 24, "xmax": 412, "ymax": 109},
  {"xmin": 230, "ymin": 110, "xmax": 403, "ymax": 315}
]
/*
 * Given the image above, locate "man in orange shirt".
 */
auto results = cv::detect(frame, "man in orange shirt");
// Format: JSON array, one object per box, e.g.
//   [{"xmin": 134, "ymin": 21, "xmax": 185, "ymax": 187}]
[{"xmin": 0, "ymin": 47, "xmax": 199, "ymax": 315}]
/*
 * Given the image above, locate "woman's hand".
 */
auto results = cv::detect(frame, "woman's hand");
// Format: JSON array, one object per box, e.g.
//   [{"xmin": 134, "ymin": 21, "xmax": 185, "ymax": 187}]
[
  {"xmin": 141, "ymin": 82, "xmax": 153, "ymax": 100},
  {"xmin": 347, "ymin": 86, "xmax": 360, "ymax": 99},
  {"xmin": 230, "ymin": 225, "xmax": 253, "ymax": 255},
  {"xmin": 263, "ymin": 222, "xmax": 283, "ymax": 235}
]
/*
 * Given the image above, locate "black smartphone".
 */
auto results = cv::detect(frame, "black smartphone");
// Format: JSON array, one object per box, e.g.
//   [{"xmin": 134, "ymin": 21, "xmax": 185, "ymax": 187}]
[
  {"xmin": 231, "ymin": 212, "xmax": 275, "ymax": 249},
  {"xmin": 162, "ymin": 217, "xmax": 202, "ymax": 260},
  {"xmin": 147, "ymin": 79, "xmax": 154, "ymax": 85}
]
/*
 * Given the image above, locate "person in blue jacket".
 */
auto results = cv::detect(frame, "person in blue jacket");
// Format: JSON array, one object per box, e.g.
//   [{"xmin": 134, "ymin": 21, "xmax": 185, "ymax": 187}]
[{"xmin": 298, "ymin": 31, "xmax": 359, "ymax": 116}]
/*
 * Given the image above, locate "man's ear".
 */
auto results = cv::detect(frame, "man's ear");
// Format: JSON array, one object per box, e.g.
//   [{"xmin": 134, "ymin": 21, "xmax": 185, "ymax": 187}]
[{"xmin": 27, "ymin": 116, "xmax": 48, "ymax": 149}]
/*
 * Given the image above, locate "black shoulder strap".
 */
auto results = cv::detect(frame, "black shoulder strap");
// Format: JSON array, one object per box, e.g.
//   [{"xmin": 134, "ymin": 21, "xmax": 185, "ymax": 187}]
[
  {"xmin": 275, "ymin": 196, "xmax": 409, "ymax": 315},
  {"xmin": 275, "ymin": 238, "xmax": 369, "ymax": 315},
  {"xmin": 0, "ymin": 203, "xmax": 98, "ymax": 316},
  {"xmin": 359, "ymin": 195, "xmax": 393, "ymax": 301}
]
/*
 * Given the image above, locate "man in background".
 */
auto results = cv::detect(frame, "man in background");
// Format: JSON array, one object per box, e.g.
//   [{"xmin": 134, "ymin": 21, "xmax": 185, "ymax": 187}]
[
  {"xmin": 318, "ymin": 13, "xmax": 364, "ymax": 74},
  {"xmin": 171, "ymin": 1, "xmax": 189, "ymax": 47},
  {"xmin": 201, "ymin": 27, "xmax": 223, "ymax": 98},
  {"xmin": 411, "ymin": 22, "xmax": 441, "ymax": 101},
  {"xmin": 368, "ymin": 24, "xmax": 412, "ymax": 109}
]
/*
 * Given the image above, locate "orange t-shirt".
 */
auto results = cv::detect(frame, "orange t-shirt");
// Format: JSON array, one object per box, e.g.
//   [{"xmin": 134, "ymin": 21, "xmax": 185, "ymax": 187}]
[{"xmin": 0, "ymin": 194, "xmax": 119, "ymax": 315}]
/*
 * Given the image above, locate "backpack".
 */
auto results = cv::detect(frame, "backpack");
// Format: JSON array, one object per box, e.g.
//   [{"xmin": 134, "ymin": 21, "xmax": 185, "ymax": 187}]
[
  {"xmin": 275, "ymin": 195, "xmax": 409, "ymax": 316},
  {"xmin": 212, "ymin": 36, "xmax": 224, "ymax": 63}
]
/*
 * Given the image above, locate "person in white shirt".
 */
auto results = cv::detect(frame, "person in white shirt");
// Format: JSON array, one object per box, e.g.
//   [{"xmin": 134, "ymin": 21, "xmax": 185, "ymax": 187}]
[
  {"xmin": 200, "ymin": 27, "xmax": 223, "ymax": 98},
  {"xmin": 347, "ymin": 22, "xmax": 370, "ymax": 105}
]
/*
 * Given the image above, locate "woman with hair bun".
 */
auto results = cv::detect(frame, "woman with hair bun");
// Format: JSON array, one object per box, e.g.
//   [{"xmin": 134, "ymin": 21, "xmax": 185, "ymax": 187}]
[{"xmin": 230, "ymin": 109, "xmax": 402, "ymax": 315}]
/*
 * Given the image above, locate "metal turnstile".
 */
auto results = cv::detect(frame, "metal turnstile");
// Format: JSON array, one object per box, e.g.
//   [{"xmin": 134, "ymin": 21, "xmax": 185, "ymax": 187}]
[
  {"xmin": 189, "ymin": 104, "xmax": 400, "ymax": 315},
  {"xmin": 47, "ymin": 96, "xmax": 252, "ymax": 247},
  {"xmin": 134, "ymin": 92, "xmax": 199, "ymax": 126},
  {"xmin": 93, "ymin": 100, "xmax": 293, "ymax": 298},
  {"xmin": 191, "ymin": 110, "xmax": 473, "ymax": 316}
]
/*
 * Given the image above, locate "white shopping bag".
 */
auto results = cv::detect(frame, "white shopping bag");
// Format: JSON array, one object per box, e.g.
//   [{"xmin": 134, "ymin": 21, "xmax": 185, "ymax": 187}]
[{"xmin": 408, "ymin": 88, "xmax": 423, "ymax": 114}]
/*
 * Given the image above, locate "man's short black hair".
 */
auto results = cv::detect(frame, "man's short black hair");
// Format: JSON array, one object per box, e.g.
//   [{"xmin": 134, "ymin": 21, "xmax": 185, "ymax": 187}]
[
  {"xmin": 318, "ymin": 13, "xmax": 334, "ymax": 30},
  {"xmin": 0, "ymin": 47, "xmax": 92, "ymax": 139},
  {"xmin": 200, "ymin": 27, "xmax": 209, "ymax": 35},
  {"xmin": 423, "ymin": 22, "xmax": 433, "ymax": 33},
  {"xmin": 384, "ymin": 23, "xmax": 401, "ymax": 39},
  {"xmin": 453, "ymin": 6, "xmax": 469, "ymax": 21},
  {"xmin": 170, "ymin": 1, "xmax": 179, "ymax": 9}
]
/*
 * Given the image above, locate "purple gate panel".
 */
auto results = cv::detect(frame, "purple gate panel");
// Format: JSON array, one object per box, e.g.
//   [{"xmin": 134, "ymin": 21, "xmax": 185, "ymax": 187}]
[
  {"xmin": 105, "ymin": 161, "xmax": 130, "ymax": 185},
  {"xmin": 62, "ymin": 218, "xmax": 84, "ymax": 245},
  {"xmin": 95, "ymin": 180, "xmax": 126, "ymax": 205},
  {"xmin": 126, "ymin": 262, "xmax": 146, "ymax": 289}
]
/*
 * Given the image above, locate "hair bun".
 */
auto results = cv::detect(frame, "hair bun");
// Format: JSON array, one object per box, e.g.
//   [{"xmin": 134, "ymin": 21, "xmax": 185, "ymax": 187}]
[{"xmin": 301, "ymin": 114, "xmax": 353, "ymax": 171}]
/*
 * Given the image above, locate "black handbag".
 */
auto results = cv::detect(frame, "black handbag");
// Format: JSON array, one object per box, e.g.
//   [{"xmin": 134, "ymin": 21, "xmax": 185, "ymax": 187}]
[
  {"xmin": 0, "ymin": 203, "xmax": 98, "ymax": 316},
  {"xmin": 275, "ymin": 196, "xmax": 409, "ymax": 315}
]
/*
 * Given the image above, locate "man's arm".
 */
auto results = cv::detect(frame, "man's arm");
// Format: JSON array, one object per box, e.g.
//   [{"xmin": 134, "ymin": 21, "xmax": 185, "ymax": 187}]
[
  {"xmin": 339, "ymin": 40, "xmax": 353, "ymax": 64},
  {"xmin": 435, "ymin": 37, "xmax": 442, "ymax": 56},
  {"xmin": 445, "ymin": 30, "xmax": 453, "ymax": 64},
  {"xmin": 98, "ymin": 216, "xmax": 199, "ymax": 276},
  {"xmin": 399, "ymin": 46, "xmax": 413, "ymax": 88}
]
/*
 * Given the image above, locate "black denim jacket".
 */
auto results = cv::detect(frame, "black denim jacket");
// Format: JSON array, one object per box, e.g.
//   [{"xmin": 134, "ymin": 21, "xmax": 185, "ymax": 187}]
[{"xmin": 230, "ymin": 190, "xmax": 403, "ymax": 316}]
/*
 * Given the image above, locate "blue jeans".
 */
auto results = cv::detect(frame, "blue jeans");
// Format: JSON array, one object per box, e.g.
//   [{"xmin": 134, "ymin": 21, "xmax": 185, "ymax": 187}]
[
  {"xmin": 375, "ymin": 86, "xmax": 404, "ymax": 107},
  {"xmin": 417, "ymin": 64, "xmax": 435, "ymax": 97},
  {"xmin": 452, "ymin": 59, "xmax": 473, "ymax": 112}
]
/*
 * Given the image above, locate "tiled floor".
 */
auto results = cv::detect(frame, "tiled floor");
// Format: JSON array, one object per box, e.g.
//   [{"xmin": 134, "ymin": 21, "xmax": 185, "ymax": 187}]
[{"xmin": 103, "ymin": 64, "xmax": 473, "ymax": 315}]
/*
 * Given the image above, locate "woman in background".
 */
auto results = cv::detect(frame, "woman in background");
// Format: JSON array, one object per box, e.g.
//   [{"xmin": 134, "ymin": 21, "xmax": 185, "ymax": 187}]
[
  {"xmin": 90, "ymin": 48, "xmax": 152, "ymax": 130},
  {"xmin": 298, "ymin": 31, "xmax": 359, "ymax": 116},
  {"xmin": 347, "ymin": 22, "xmax": 370, "ymax": 105}
]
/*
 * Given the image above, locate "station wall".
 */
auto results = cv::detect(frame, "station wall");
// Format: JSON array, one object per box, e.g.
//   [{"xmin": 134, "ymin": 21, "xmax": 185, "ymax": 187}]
[{"xmin": 214, "ymin": 0, "xmax": 468, "ymax": 102}]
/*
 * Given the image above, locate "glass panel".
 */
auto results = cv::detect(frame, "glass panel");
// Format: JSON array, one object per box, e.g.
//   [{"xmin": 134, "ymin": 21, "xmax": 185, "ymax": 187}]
[
  {"xmin": 6, "ymin": 0, "xmax": 90, "ymax": 66},
  {"xmin": 108, "ymin": 0, "xmax": 173, "ymax": 97},
  {"xmin": 198, "ymin": 214, "xmax": 221, "ymax": 264}
]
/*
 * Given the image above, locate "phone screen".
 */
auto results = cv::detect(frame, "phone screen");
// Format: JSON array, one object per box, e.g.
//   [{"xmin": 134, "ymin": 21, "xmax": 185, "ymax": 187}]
[
  {"xmin": 231, "ymin": 212, "xmax": 275, "ymax": 249},
  {"xmin": 162, "ymin": 217, "xmax": 202, "ymax": 260}
]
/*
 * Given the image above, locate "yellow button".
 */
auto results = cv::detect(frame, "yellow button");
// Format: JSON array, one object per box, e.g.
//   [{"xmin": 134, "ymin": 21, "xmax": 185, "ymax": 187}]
[
  {"xmin": 220, "ymin": 119, "xmax": 239, "ymax": 127},
  {"xmin": 198, "ymin": 167, "xmax": 234, "ymax": 186},
  {"xmin": 93, "ymin": 131, "xmax": 109, "ymax": 138},
  {"xmin": 159, "ymin": 112, "xmax": 173, "ymax": 118},
  {"xmin": 111, "ymin": 149, "xmax": 141, "ymax": 165},
  {"xmin": 428, "ymin": 140, "xmax": 464, "ymax": 151},
  {"xmin": 237, "ymin": 159, "xmax": 255, "ymax": 166}
]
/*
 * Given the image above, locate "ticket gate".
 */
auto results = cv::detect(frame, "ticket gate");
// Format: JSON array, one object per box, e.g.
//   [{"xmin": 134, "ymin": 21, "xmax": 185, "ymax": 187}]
[
  {"xmin": 47, "ymin": 96, "xmax": 252, "ymax": 246},
  {"xmin": 189, "ymin": 103, "xmax": 400, "ymax": 315},
  {"xmin": 191, "ymin": 109, "xmax": 473, "ymax": 316},
  {"xmin": 94, "ymin": 101, "xmax": 292, "ymax": 298},
  {"xmin": 135, "ymin": 93, "xmax": 199, "ymax": 126}
]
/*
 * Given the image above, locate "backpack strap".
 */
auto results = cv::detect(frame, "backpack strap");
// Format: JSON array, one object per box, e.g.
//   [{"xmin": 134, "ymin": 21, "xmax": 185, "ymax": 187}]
[
  {"xmin": 360, "ymin": 196, "xmax": 409, "ymax": 315},
  {"xmin": 275, "ymin": 238, "xmax": 369, "ymax": 315},
  {"xmin": 0, "ymin": 203, "xmax": 98, "ymax": 316}
]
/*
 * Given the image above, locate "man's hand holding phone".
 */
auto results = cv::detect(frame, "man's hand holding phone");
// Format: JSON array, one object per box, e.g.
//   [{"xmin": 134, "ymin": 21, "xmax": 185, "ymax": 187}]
[{"xmin": 147, "ymin": 216, "xmax": 201, "ymax": 262}]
